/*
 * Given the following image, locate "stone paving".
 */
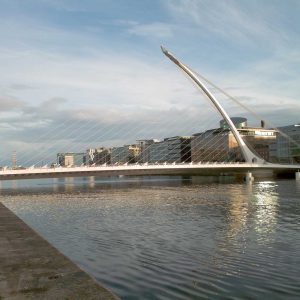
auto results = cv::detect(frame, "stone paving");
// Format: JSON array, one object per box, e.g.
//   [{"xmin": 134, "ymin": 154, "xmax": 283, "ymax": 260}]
[{"xmin": 0, "ymin": 202, "xmax": 119, "ymax": 300}]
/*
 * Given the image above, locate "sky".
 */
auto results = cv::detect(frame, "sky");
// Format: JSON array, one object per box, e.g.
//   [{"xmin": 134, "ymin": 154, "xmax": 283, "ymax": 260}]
[{"xmin": 0, "ymin": 0, "xmax": 300, "ymax": 165}]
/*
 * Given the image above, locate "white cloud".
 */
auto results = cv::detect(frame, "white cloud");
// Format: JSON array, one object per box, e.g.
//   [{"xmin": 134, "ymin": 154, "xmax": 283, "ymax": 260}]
[
  {"xmin": 0, "ymin": 95, "xmax": 26, "ymax": 112},
  {"xmin": 127, "ymin": 22, "xmax": 173, "ymax": 38},
  {"xmin": 0, "ymin": 44, "xmax": 200, "ymax": 110},
  {"xmin": 165, "ymin": 0, "xmax": 283, "ymax": 47}
]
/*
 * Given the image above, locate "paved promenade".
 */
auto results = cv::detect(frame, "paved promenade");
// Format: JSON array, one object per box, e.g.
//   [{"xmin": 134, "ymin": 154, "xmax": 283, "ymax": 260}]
[{"xmin": 0, "ymin": 202, "xmax": 118, "ymax": 300}]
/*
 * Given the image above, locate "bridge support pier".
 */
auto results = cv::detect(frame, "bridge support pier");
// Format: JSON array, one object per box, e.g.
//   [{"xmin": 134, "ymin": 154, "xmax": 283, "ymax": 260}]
[
  {"xmin": 296, "ymin": 171, "xmax": 300, "ymax": 181},
  {"xmin": 245, "ymin": 171, "xmax": 254, "ymax": 183}
]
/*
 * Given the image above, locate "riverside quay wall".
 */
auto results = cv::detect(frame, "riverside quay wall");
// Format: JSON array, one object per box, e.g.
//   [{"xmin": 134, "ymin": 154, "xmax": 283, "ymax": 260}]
[{"xmin": 0, "ymin": 202, "xmax": 119, "ymax": 300}]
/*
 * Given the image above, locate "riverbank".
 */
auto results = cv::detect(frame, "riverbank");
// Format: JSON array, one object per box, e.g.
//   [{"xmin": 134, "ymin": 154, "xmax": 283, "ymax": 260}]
[{"xmin": 0, "ymin": 202, "xmax": 118, "ymax": 299}]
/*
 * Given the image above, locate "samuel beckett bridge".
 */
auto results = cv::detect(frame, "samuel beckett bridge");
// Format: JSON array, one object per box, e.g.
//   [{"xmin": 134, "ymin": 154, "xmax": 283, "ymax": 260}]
[{"xmin": 1, "ymin": 47, "xmax": 300, "ymax": 182}]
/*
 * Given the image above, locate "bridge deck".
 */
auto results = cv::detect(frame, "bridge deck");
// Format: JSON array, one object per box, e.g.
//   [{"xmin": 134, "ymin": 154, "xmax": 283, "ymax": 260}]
[{"xmin": 0, "ymin": 163, "xmax": 299, "ymax": 180}]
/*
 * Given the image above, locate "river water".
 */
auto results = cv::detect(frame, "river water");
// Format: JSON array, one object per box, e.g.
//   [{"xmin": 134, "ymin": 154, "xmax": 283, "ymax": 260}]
[{"xmin": 1, "ymin": 176, "xmax": 300, "ymax": 299}]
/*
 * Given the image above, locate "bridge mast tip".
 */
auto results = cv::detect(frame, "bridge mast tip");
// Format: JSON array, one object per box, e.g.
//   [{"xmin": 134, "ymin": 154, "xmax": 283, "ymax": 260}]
[
  {"xmin": 160, "ymin": 45, "xmax": 167, "ymax": 53},
  {"xmin": 160, "ymin": 46, "xmax": 181, "ymax": 66}
]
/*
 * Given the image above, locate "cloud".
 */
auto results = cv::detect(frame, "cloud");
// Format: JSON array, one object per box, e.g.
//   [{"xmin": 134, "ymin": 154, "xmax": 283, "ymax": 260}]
[
  {"xmin": 39, "ymin": 0, "xmax": 92, "ymax": 12},
  {"xmin": 165, "ymin": 0, "xmax": 285, "ymax": 47},
  {"xmin": 22, "ymin": 97, "xmax": 68, "ymax": 117},
  {"xmin": 0, "ymin": 95, "xmax": 26, "ymax": 112},
  {"xmin": 0, "ymin": 43, "xmax": 200, "ymax": 111},
  {"xmin": 127, "ymin": 22, "xmax": 173, "ymax": 38},
  {"xmin": 9, "ymin": 84, "xmax": 35, "ymax": 91}
]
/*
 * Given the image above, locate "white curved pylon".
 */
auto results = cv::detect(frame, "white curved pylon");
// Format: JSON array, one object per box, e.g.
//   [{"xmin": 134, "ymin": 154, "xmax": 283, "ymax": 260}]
[{"xmin": 161, "ymin": 46, "xmax": 265, "ymax": 164}]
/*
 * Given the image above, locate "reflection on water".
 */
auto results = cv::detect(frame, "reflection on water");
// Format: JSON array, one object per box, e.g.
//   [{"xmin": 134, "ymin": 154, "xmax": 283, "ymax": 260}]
[
  {"xmin": 1, "ymin": 176, "xmax": 300, "ymax": 300},
  {"xmin": 253, "ymin": 182, "xmax": 279, "ymax": 243},
  {"xmin": 0, "ymin": 176, "xmax": 193, "ymax": 195},
  {"xmin": 296, "ymin": 180, "xmax": 300, "ymax": 193},
  {"xmin": 227, "ymin": 185, "xmax": 249, "ymax": 239},
  {"xmin": 89, "ymin": 176, "xmax": 95, "ymax": 188}
]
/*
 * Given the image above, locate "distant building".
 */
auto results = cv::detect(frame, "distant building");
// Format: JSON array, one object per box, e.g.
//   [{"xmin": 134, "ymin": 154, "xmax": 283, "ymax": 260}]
[
  {"xmin": 57, "ymin": 152, "xmax": 86, "ymax": 167},
  {"xmin": 137, "ymin": 139, "xmax": 159, "ymax": 163},
  {"xmin": 192, "ymin": 129, "xmax": 237, "ymax": 162},
  {"xmin": 86, "ymin": 147, "xmax": 111, "ymax": 165},
  {"xmin": 272, "ymin": 124, "xmax": 300, "ymax": 163},
  {"xmin": 148, "ymin": 140, "xmax": 169, "ymax": 163},
  {"xmin": 147, "ymin": 136, "xmax": 192, "ymax": 163},
  {"xmin": 191, "ymin": 118, "xmax": 276, "ymax": 162},
  {"xmin": 111, "ymin": 144, "xmax": 141, "ymax": 164}
]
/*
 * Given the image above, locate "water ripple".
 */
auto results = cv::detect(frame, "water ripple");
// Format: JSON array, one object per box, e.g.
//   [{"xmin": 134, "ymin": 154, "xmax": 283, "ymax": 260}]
[{"xmin": 1, "ymin": 178, "xmax": 300, "ymax": 299}]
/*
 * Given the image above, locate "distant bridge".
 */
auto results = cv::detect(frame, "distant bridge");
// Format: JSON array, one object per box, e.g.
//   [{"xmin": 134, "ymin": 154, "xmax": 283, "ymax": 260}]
[{"xmin": 1, "ymin": 162, "xmax": 299, "ymax": 181}]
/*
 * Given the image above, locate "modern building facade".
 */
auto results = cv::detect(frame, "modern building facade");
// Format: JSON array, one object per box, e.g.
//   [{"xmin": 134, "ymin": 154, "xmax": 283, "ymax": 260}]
[
  {"xmin": 57, "ymin": 152, "xmax": 86, "ymax": 167},
  {"xmin": 191, "ymin": 118, "xmax": 277, "ymax": 162},
  {"xmin": 271, "ymin": 124, "xmax": 300, "ymax": 163},
  {"xmin": 111, "ymin": 144, "xmax": 141, "ymax": 164},
  {"xmin": 147, "ymin": 136, "xmax": 192, "ymax": 163},
  {"xmin": 137, "ymin": 139, "xmax": 160, "ymax": 163},
  {"xmin": 86, "ymin": 147, "xmax": 111, "ymax": 165}
]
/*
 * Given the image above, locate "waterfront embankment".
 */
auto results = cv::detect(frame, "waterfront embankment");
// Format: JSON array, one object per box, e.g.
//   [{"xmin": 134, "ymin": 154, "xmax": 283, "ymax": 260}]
[{"xmin": 0, "ymin": 202, "xmax": 118, "ymax": 300}]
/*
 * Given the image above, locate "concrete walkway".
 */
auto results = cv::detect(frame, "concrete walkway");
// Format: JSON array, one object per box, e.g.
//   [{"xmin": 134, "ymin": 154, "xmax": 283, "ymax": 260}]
[{"xmin": 0, "ymin": 202, "xmax": 119, "ymax": 300}]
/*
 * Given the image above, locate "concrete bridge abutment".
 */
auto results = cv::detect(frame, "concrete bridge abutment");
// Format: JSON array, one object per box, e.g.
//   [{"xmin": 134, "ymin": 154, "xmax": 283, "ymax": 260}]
[{"xmin": 245, "ymin": 171, "xmax": 254, "ymax": 183}]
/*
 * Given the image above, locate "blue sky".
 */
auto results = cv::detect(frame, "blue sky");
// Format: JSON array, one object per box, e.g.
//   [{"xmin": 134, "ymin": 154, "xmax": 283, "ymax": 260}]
[{"xmin": 0, "ymin": 0, "xmax": 300, "ymax": 165}]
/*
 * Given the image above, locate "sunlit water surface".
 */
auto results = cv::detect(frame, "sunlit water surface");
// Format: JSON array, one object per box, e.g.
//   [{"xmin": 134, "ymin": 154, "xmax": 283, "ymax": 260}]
[{"xmin": 1, "ymin": 176, "xmax": 300, "ymax": 299}]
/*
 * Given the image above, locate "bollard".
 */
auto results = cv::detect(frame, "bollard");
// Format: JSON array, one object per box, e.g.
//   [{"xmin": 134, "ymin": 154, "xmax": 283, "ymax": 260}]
[{"xmin": 296, "ymin": 171, "xmax": 300, "ymax": 181}]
